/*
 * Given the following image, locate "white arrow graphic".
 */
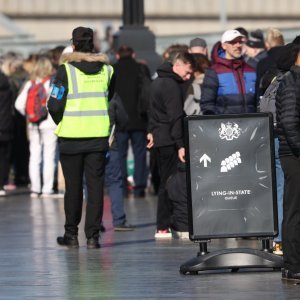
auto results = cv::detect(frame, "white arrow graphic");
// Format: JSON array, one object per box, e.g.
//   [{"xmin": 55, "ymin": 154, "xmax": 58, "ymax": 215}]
[{"xmin": 199, "ymin": 154, "xmax": 211, "ymax": 167}]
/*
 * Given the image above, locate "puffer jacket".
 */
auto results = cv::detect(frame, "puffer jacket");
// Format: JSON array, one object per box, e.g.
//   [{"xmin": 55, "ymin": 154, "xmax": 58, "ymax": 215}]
[
  {"xmin": 276, "ymin": 65, "xmax": 300, "ymax": 157},
  {"xmin": 201, "ymin": 41, "xmax": 256, "ymax": 115}
]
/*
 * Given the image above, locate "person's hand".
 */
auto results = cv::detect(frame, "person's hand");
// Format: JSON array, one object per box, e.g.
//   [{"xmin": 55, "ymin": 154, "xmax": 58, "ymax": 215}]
[
  {"xmin": 147, "ymin": 133, "xmax": 154, "ymax": 149},
  {"xmin": 178, "ymin": 147, "xmax": 185, "ymax": 163}
]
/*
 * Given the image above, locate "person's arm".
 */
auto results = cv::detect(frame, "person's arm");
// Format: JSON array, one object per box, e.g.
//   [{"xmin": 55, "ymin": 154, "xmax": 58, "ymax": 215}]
[
  {"xmin": 108, "ymin": 72, "xmax": 115, "ymax": 101},
  {"xmin": 164, "ymin": 80, "xmax": 184, "ymax": 149},
  {"xmin": 47, "ymin": 65, "xmax": 68, "ymax": 125},
  {"xmin": 200, "ymin": 68, "xmax": 218, "ymax": 115},
  {"xmin": 277, "ymin": 76, "xmax": 300, "ymax": 156},
  {"xmin": 15, "ymin": 80, "xmax": 31, "ymax": 116}
]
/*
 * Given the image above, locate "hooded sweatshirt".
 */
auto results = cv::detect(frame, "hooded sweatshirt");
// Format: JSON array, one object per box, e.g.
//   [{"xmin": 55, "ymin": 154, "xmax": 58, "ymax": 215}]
[
  {"xmin": 148, "ymin": 62, "xmax": 185, "ymax": 149},
  {"xmin": 47, "ymin": 52, "xmax": 115, "ymax": 154}
]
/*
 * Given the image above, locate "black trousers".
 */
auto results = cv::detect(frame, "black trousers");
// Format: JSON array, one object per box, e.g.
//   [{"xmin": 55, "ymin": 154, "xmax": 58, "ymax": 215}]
[
  {"xmin": 280, "ymin": 155, "xmax": 300, "ymax": 273},
  {"xmin": 0, "ymin": 141, "xmax": 11, "ymax": 189},
  {"xmin": 155, "ymin": 145, "xmax": 178, "ymax": 230},
  {"xmin": 60, "ymin": 151, "xmax": 106, "ymax": 239}
]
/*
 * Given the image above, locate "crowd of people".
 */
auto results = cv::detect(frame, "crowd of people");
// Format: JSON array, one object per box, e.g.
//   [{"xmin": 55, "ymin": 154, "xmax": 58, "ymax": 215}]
[{"xmin": 0, "ymin": 25, "xmax": 299, "ymax": 282}]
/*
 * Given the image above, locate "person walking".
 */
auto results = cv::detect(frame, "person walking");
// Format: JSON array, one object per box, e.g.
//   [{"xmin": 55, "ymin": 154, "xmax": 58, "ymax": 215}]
[
  {"xmin": 47, "ymin": 27, "xmax": 115, "ymax": 249},
  {"xmin": 15, "ymin": 55, "xmax": 58, "ymax": 198},
  {"xmin": 106, "ymin": 93, "xmax": 134, "ymax": 231},
  {"xmin": 113, "ymin": 46, "xmax": 151, "ymax": 198},
  {"xmin": 147, "ymin": 51, "xmax": 195, "ymax": 239}
]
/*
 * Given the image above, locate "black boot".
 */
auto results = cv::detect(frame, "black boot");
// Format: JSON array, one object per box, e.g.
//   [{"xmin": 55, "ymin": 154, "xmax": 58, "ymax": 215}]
[
  {"xmin": 282, "ymin": 268, "xmax": 300, "ymax": 283},
  {"xmin": 57, "ymin": 235, "xmax": 79, "ymax": 248},
  {"xmin": 87, "ymin": 237, "xmax": 100, "ymax": 249}
]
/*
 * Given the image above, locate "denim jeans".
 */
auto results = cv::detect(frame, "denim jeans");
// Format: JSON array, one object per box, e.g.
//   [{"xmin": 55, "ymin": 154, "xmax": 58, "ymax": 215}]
[
  {"xmin": 105, "ymin": 149, "xmax": 126, "ymax": 226},
  {"xmin": 116, "ymin": 130, "xmax": 148, "ymax": 196},
  {"xmin": 274, "ymin": 137, "xmax": 284, "ymax": 242}
]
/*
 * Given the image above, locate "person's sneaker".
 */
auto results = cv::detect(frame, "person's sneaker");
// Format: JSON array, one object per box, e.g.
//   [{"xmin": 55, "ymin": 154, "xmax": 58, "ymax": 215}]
[
  {"xmin": 57, "ymin": 235, "xmax": 79, "ymax": 248},
  {"xmin": 273, "ymin": 241, "xmax": 283, "ymax": 256},
  {"xmin": 41, "ymin": 192, "xmax": 64, "ymax": 199},
  {"xmin": 172, "ymin": 230, "xmax": 190, "ymax": 240},
  {"xmin": 154, "ymin": 229, "xmax": 172, "ymax": 239},
  {"xmin": 4, "ymin": 183, "xmax": 16, "ymax": 191},
  {"xmin": 282, "ymin": 268, "xmax": 300, "ymax": 283},
  {"xmin": 30, "ymin": 192, "xmax": 40, "ymax": 198},
  {"xmin": 87, "ymin": 237, "xmax": 100, "ymax": 249},
  {"xmin": 0, "ymin": 190, "xmax": 6, "ymax": 197},
  {"xmin": 114, "ymin": 221, "xmax": 135, "ymax": 231}
]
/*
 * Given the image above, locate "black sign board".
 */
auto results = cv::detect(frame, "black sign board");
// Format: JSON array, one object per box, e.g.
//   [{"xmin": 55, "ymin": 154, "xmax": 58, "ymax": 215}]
[{"xmin": 185, "ymin": 113, "xmax": 278, "ymax": 240}]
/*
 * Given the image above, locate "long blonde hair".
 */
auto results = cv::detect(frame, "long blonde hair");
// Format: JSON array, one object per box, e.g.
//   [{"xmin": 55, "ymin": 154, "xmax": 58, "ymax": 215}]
[{"xmin": 30, "ymin": 55, "xmax": 54, "ymax": 81}]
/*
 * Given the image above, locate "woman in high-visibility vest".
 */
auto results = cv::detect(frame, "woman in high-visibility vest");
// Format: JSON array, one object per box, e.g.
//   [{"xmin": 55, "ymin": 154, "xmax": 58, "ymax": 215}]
[{"xmin": 47, "ymin": 26, "xmax": 115, "ymax": 249}]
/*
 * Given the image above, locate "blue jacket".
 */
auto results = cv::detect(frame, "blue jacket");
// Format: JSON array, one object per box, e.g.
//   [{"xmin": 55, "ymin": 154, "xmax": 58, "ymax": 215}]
[{"xmin": 201, "ymin": 42, "xmax": 257, "ymax": 115}]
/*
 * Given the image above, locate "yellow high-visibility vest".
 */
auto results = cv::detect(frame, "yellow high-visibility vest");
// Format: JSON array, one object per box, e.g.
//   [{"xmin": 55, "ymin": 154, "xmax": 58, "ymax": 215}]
[{"xmin": 55, "ymin": 63, "xmax": 113, "ymax": 138}]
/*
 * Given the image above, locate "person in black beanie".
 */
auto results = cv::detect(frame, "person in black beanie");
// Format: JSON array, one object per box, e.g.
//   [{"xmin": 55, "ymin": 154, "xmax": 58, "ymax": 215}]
[
  {"xmin": 47, "ymin": 26, "xmax": 115, "ymax": 249},
  {"xmin": 244, "ymin": 29, "xmax": 267, "ymax": 69}
]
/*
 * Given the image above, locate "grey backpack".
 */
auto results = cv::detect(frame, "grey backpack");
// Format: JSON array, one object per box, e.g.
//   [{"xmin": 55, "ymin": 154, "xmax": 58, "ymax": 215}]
[{"xmin": 258, "ymin": 72, "xmax": 284, "ymax": 124}]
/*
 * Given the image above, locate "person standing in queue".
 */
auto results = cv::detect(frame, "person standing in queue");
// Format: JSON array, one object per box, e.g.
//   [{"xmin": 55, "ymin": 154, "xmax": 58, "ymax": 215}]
[
  {"xmin": 147, "ymin": 51, "xmax": 195, "ymax": 239},
  {"xmin": 47, "ymin": 27, "xmax": 115, "ymax": 249}
]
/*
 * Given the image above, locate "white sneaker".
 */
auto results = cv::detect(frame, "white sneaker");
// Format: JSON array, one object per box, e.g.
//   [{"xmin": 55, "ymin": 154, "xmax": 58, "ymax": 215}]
[
  {"xmin": 41, "ymin": 193, "xmax": 64, "ymax": 199},
  {"xmin": 0, "ymin": 190, "xmax": 6, "ymax": 197},
  {"xmin": 172, "ymin": 230, "xmax": 190, "ymax": 240},
  {"xmin": 154, "ymin": 229, "xmax": 172, "ymax": 239},
  {"xmin": 30, "ymin": 192, "xmax": 40, "ymax": 198}
]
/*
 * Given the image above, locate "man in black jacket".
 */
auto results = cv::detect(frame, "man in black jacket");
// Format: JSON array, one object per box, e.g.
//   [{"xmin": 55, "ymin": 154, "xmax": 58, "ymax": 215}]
[
  {"xmin": 113, "ymin": 46, "xmax": 151, "ymax": 198},
  {"xmin": 276, "ymin": 36, "xmax": 300, "ymax": 282},
  {"xmin": 147, "ymin": 51, "xmax": 195, "ymax": 239}
]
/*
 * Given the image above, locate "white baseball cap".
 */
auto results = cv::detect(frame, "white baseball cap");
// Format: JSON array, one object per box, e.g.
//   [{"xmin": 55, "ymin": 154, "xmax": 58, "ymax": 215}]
[{"xmin": 221, "ymin": 30, "xmax": 245, "ymax": 43}]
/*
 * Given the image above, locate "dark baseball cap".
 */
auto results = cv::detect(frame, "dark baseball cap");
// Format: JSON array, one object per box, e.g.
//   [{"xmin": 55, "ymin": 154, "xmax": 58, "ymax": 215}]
[
  {"xmin": 72, "ymin": 26, "xmax": 94, "ymax": 42},
  {"xmin": 190, "ymin": 37, "xmax": 207, "ymax": 48},
  {"xmin": 246, "ymin": 29, "xmax": 265, "ymax": 48}
]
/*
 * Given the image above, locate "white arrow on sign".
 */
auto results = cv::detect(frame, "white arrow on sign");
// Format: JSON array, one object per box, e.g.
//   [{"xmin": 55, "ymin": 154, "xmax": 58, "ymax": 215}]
[{"xmin": 199, "ymin": 154, "xmax": 211, "ymax": 167}]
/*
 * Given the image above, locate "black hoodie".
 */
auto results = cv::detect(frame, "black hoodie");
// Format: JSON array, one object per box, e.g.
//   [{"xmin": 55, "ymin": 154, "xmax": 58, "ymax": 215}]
[{"xmin": 148, "ymin": 62, "xmax": 185, "ymax": 149}]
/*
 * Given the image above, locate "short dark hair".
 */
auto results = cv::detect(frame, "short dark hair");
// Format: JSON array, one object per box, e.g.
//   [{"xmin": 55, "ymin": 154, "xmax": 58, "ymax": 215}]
[
  {"xmin": 192, "ymin": 53, "xmax": 211, "ymax": 73},
  {"xmin": 117, "ymin": 45, "xmax": 134, "ymax": 59},
  {"xmin": 71, "ymin": 27, "xmax": 94, "ymax": 53},
  {"xmin": 235, "ymin": 27, "xmax": 249, "ymax": 39},
  {"xmin": 173, "ymin": 51, "xmax": 196, "ymax": 70}
]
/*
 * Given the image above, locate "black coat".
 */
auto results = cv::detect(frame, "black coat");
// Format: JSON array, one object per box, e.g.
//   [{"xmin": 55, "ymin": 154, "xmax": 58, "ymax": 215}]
[
  {"xmin": 256, "ymin": 47, "xmax": 283, "ymax": 94},
  {"xmin": 148, "ymin": 62, "xmax": 185, "ymax": 149},
  {"xmin": 0, "ymin": 72, "xmax": 14, "ymax": 141},
  {"xmin": 276, "ymin": 65, "xmax": 300, "ymax": 157},
  {"xmin": 113, "ymin": 57, "xmax": 149, "ymax": 131}
]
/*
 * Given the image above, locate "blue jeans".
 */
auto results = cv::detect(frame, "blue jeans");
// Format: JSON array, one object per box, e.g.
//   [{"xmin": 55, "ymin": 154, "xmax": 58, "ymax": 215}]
[
  {"xmin": 116, "ymin": 130, "xmax": 148, "ymax": 196},
  {"xmin": 105, "ymin": 149, "xmax": 126, "ymax": 226},
  {"xmin": 274, "ymin": 137, "xmax": 284, "ymax": 242}
]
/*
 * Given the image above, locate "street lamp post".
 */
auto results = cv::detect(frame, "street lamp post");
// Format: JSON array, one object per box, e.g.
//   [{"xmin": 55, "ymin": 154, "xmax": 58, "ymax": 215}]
[{"xmin": 114, "ymin": 0, "xmax": 161, "ymax": 75}]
